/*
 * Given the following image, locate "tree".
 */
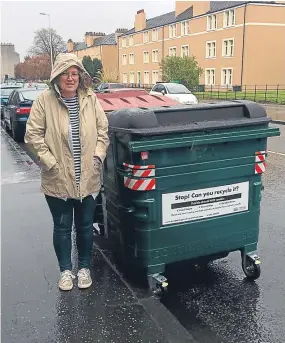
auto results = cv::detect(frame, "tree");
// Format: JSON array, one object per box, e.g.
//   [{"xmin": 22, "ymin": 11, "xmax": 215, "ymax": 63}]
[
  {"xmin": 14, "ymin": 55, "xmax": 51, "ymax": 80},
  {"xmin": 160, "ymin": 56, "xmax": 203, "ymax": 89},
  {"xmin": 82, "ymin": 56, "xmax": 103, "ymax": 78},
  {"xmin": 29, "ymin": 28, "xmax": 66, "ymax": 63},
  {"xmin": 97, "ymin": 67, "xmax": 119, "ymax": 83}
]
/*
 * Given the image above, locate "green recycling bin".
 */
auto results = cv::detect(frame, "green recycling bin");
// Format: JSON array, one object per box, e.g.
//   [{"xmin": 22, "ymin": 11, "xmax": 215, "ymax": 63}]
[{"xmin": 103, "ymin": 101, "xmax": 280, "ymax": 294}]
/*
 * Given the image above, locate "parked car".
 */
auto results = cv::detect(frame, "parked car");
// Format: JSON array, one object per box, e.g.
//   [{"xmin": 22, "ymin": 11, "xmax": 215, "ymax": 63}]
[
  {"xmin": 3, "ymin": 88, "xmax": 45, "ymax": 142},
  {"xmin": 0, "ymin": 85, "xmax": 22, "ymax": 119},
  {"xmin": 149, "ymin": 83, "xmax": 198, "ymax": 104},
  {"xmin": 96, "ymin": 83, "xmax": 125, "ymax": 93}
]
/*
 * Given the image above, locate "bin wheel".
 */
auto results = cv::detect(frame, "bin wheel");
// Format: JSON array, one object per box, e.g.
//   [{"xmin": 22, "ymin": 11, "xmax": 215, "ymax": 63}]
[
  {"xmin": 242, "ymin": 256, "xmax": 261, "ymax": 280},
  {"xmin": 153, "ymin": 284, "xmax": 168, "ymax": 298}
]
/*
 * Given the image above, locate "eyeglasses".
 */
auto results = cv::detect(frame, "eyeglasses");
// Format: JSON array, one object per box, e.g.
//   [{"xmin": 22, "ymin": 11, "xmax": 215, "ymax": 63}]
[{"xmin": 61, "ymin": 72, "xmax": 79, "ymax": 79}]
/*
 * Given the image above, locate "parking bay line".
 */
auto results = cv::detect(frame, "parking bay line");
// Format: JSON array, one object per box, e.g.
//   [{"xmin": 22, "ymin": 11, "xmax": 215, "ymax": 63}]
[{"xmin": 268, "ymin": 150, "xmax": 285, "ymax": 156}]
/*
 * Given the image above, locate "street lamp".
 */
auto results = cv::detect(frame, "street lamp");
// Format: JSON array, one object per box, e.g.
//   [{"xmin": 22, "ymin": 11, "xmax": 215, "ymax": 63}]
[{"xmin": 39, "ymin": 12, "xmax": 53, "ymax": 69}]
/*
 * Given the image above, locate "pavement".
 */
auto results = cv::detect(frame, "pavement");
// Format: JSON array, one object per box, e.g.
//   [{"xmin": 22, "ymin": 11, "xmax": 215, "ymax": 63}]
[
  {"xmin": 1, "ymin": 128, "xmax": 195, "ymax": 343},
  {"xmin": 2, "ymin": 123, "xmax": 285, "ymax": 343}
]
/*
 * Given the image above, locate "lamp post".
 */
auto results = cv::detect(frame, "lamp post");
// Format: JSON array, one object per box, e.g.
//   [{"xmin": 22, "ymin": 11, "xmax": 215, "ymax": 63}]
[{"xmin": 39, "ymin": 12, "xmax": 53, "ymax": 69}]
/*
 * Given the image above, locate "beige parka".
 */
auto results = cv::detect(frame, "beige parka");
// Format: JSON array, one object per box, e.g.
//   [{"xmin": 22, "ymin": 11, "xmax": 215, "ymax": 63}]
[{"xmin": 24, "ymin": 53, "xmax": 109, "ymax": 199}]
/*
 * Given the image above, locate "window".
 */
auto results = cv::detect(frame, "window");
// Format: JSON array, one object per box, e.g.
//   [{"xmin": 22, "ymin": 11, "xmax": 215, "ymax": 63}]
[
  {"xmin": 207, "ymin": 15, "xmax": 217, "ymax": 31},
  {"xmin": 221, "ymin": 68, "xmax": 233, "ymax": 86},
  {"xmin": 122, "ymin": 38, "xmax": 126, "ymax": 48},
  {"xmin": 152, "ymin": 29, "xmax": 159, "ymax": 41},
  {"xmin": 181, "ymin": 21, "xmax": 189, "ymax": 36},
  {"xmin": 169, "ymin": 24, "xmax": 177, "ymax": 38},
  {"xmin": 143, "ymin": 31, "xmax": 149, "ymax": 43},
  {"xmin": 129, "ymin": 53, "xmax": 134, "ymax": 65},
  {"xmin": 152, "ymin": 84, "xmax": 164, "ymax": 93},
  {"xmin": 122, "ymin": 54, "xmax": 127, "ymax": 65},
  {"xmin": 143, "ymin": 51, "xmax": 149, "ymax": 63},
  {"xmin": 205, "ymin": 69, "xmax": 215, "ymax": 85},
  {"xmin": 137, "ymin": 71, "xmax": 141, "ymax": 84},
  {"xmin": 181, "ymin": 45, "xmax": 189, "ymax": 57},
  {"xmin": 222, "ymin": 39, "xmax": 234, "ymax": 57},
  {"xmin": 224, "ymin": 10, "xmax": 235, "ymax": 28},
  {"xmin": 206, "ymin": 41, "xmax": 216, "ymax": 58},
  {"xmin": 129, "ymin": 35, "xmax": 134, "ymax": 46},
  {"xmin": 169, "ymin": 47, "xmax": 177, "ymax": 57},
  {"xmin": 166, "ymin": 83, "xmax": 191, "ymax": 94},
  {"xmin": 144, "ymin": 71, "xmax": 150, "ymax": 84},
  {"xmin": 129, "ymin": 72, "xmax": 135, "ymax": 83},
  {"xmin": 123, "ymin": 73, "xmax": 128, "ymax": 83},
  {"xmin": 152, "ymin": 71, "xmax": 159, "ymax": 84},
  {"xmin": 152, "ymin": 49, "xmax": 159, "ymax": 62}
]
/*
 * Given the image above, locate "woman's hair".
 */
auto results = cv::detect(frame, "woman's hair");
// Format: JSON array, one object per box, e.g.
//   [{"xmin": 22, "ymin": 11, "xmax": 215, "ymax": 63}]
[
  {"xmin": 78, "ymin": 70, "xmax": 93, "ymax": 90},
  {"xmin": 52, "ymin": 68, "xmax": 92, "ymax": 92}
]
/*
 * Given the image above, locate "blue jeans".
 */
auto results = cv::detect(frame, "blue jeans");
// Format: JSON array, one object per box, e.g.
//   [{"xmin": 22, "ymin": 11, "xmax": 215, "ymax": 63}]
[{"xmin": 45, "ymin": 195, "xmax": 96, "ymax": 272}]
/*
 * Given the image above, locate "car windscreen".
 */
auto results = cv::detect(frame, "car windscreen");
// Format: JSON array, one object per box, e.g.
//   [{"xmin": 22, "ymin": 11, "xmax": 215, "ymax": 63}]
[
  {"xmin": 165, "ymin": 84, "xmax": 191, "ymax": 94},
  {"xmin": 110, "ymin": 84, "xmax": 125, "ymax": 89},
  {"xmin": 1, "ymin": 88, "xmax": 19, "ymax": 97},
  {"xmin": 19, "ymin": 89, "xmax": 45, "ymax": 102}
]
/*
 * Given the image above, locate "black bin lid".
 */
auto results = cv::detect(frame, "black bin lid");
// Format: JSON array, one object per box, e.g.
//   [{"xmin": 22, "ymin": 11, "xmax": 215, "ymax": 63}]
[{"xmin": 107, "ymin": 100, "xmax": 270, "ymax": 136}]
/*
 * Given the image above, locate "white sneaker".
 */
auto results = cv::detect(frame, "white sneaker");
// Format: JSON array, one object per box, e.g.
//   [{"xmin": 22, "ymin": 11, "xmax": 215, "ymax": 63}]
[
  {"xmin": 58, "ymin": 270, "xmax": 76, "ymax": 291},
  {"xmin": 77, "ymin": 268, "xmax": 92, "ymax": 289}
]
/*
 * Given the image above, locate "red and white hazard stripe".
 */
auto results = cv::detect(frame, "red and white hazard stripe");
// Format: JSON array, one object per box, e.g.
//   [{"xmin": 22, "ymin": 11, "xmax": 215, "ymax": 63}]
[
  {"xmin": 132, "ymin": 169, "xmax": 155, "ymax": 177},
  {"xmin": 123, "ymin": 162, "xmax": 156, "ymax": 191},
  {"xmin": 123, "ymin": 162, "xmax": 155, "ymax": 170},
  {"xmin": 255, "ymin": 151, "xmax": 267, "ymax": 174},
  {"xmin": 124, "ymin": 176, "xmax": 156, "ymax": 191},
  {"xmin": 255, "ymin": 162, "xmax": 266, "ymax": 174},
  {"xmin": 123, "ymin": 162, "xmax": 155, "ymax": 177}
]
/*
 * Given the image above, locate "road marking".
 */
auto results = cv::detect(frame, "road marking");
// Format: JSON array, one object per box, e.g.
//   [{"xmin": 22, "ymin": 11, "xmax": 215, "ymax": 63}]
[{"xmin": 268, "ymin": 150, "xmax": 285, "ymax": 156}]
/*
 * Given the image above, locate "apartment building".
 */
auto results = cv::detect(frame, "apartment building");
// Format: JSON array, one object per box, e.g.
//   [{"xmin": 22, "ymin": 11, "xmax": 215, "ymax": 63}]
[
  {"xmin": 67, "ymin": 29, "xmax": 128, "ymax": 78},
  {"xmin": 0, "ymin": 43, "xmax": 20, "ymax": 81},
  {"xmin": 118, "ymin": 1, "xmax": 285, "ymax": 87}
]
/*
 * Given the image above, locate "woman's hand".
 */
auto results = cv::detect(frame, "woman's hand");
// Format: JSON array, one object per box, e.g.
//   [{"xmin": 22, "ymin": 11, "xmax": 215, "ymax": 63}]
[{"xmin": 93, "ymin": 156, "xmax": 102, "ymax": 168}]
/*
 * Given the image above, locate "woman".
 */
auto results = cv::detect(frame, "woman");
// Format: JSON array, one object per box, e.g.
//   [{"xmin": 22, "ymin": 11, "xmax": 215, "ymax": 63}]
[{"xmin": 25, "ymin": 53, "xmax": 109, "ymax": 291}]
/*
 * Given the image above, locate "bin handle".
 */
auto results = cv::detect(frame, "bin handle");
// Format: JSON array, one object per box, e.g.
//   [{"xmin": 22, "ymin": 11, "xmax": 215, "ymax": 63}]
[
  {"xmin": 117, "ymin": 167, "xmax": 132, "ymax": 177},
  {"xmin": 133, "ymin": 199, "xmax": 156, "ymax": 222}
]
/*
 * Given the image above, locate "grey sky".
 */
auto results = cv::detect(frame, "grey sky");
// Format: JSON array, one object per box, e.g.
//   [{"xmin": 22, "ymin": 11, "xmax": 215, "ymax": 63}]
[{"xmin": 1, "ymin": 1, "xmax": 175, "ymax": 60}]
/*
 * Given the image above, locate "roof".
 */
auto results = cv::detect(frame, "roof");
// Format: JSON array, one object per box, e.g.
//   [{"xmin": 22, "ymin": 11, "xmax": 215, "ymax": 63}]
[
  {"xmin": 94, "ymin": 33, "xmax": 116, "ymax": 46},
  {"xmin": 73, "ymin": 42, "xmax": 87, "ymax": 50},
  {"xmin": 73, "ymin": 33, "xmax": 117, "ymax": 51},
  {"xmin": 123, "ymin": 1, "xmax": 276, "ymax": 36}
]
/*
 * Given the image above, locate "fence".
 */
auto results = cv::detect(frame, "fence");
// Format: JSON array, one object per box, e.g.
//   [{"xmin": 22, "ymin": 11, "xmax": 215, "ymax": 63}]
[
  {"xmin": 120, "ymin": 83, "xmax": 285, "ymax": 105},
  {"xmin": 190, "ymin": 85, "xmax": 285, "ymax": 105}
]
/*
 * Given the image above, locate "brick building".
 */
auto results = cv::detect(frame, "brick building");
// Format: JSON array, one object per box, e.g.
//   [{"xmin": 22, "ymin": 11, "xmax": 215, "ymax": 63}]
[{"xmin": 118, "ymin": 1, "xmax": 285, "ymax": 87}]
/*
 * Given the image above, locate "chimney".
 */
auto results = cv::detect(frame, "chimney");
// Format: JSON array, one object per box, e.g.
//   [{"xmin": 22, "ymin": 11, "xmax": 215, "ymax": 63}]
[
  {"xmin": 135, "ymin": 9, "xmax": 146, "ymax": 32},
  {"xmin": 67, "ymin": 39, "xmax": 74, "ymax": 52},
  {"xmin": 175, "ymin": 1, "xmax": 210, "ymax": 17},
  {"xmin": 115, "ymin": 28, "xmax": 128, "ymax": 43},
  {"xmin": 84, "ymin": 32, "xmax": 106, "ymax": 47}
]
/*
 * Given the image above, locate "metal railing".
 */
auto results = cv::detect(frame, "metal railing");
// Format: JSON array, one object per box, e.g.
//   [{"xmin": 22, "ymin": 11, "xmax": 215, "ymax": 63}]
[
  {"xmin": 190, "ymin": 85, "xmax": 285, "ymax": 104},
  {"xmin": 119, "ymin": 83, "xmax": 285, "ymax": 105}
]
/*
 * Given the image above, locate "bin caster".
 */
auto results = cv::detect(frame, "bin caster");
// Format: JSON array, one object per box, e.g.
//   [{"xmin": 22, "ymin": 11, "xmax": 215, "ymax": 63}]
[
  {"xmin": 148, "ymin": 274, "xmax": 168, "ymax": 298},
  {"xmin": 242, "ymin": 252, "xmax": 261, "ymax": 280}
]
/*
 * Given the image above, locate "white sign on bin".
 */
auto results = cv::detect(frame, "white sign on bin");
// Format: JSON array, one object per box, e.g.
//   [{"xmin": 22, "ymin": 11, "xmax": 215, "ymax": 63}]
[{"xmin": 162, "ymin": 182, "xmax": 249, "ymax": 225}]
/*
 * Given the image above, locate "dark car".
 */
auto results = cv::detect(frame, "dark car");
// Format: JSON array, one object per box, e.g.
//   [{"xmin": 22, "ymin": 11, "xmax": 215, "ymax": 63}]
[
  {"xmin": 0, "ymin": 85, "xmax": 22, "ymax": 119},
  {"xmin": 96, "ymin": 83, "xmax": 125, "ymax": 93},
  {"xmin": 3, "ymin": 88, "xmax": 45, "ymax": 142}
]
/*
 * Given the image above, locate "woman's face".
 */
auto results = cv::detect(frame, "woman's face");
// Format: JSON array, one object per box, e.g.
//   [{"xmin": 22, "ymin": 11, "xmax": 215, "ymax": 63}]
[{"xmin": 58, "ymin": 66, "xmax": 79, "ymax": 95}]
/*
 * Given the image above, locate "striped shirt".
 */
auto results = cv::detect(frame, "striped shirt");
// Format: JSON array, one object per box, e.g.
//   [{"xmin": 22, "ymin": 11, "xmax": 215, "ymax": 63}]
[{"xmin": 62, "ymin": 95, "xmax": 81, "ymax": 186}]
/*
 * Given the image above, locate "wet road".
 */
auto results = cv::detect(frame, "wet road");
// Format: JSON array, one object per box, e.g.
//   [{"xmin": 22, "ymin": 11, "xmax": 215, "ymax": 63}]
[
  {"xmin": 161, "ymin": 123, "xmax": 285, "ymax": 343},
  {"xmin": 2, "ymin": 122, "xmax": 285, "ymax": 343}
]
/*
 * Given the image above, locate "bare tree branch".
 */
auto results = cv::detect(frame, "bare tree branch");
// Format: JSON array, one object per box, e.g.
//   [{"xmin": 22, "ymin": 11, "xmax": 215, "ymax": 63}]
[{"xmin": 29, "ymin": 28, "xmax": 66, "ymax": 63}]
